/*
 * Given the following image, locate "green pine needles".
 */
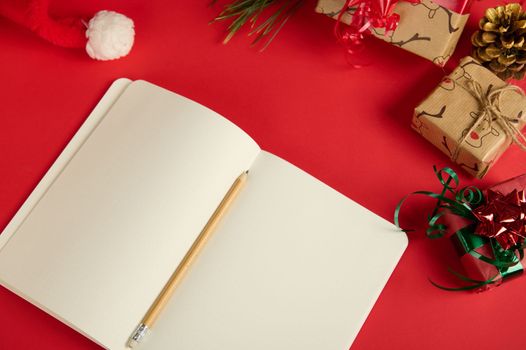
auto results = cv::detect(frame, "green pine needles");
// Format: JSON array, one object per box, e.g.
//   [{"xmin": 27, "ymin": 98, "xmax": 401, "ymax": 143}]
[{"xmin": 211, "ymin": 0, "xmax": 304, "ymax": 50}]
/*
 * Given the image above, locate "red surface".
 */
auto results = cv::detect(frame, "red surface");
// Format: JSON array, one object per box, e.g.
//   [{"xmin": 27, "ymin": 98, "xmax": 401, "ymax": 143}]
[{"xmin": 1, "ymin": 1, "xmax": 526, "ymax": 349}]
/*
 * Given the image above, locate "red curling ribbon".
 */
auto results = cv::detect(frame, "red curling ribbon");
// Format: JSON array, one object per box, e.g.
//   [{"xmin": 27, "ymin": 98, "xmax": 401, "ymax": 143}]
[
  {"xmin": 334, "ymin": 0, "xmax": 418, "ymax": 66},
  {"xmin": 473, "ymin": 189, "xmax": 526, "ymax": 250}
]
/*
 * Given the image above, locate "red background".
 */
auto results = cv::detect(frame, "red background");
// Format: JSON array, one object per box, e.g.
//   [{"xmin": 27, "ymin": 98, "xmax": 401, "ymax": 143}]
[{"xmin": 1, "ymin": 0, "xmax": 525, "ymax": 349}]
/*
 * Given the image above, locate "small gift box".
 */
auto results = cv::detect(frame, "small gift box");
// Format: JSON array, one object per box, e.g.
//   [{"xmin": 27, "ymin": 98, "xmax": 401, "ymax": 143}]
[
  {"xmin": 396, "ymin": 167, "xmax": 526, "ymax": 291},
  {"xmin": 315, "ymin": 0, "xmax": 471, "ymax": 65},
  {"xmin": 447, "ymin": 174, "xmax": 526, "ymax": 291},
  {"xmin": 413, "ymin": 56, "xmax": 526, "ymax": 178}
]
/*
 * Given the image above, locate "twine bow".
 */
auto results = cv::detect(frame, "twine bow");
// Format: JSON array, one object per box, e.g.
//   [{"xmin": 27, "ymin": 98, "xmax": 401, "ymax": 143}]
[{"xmin": 452, "ymin": 79, "xmax": 526, "ymax": 161}]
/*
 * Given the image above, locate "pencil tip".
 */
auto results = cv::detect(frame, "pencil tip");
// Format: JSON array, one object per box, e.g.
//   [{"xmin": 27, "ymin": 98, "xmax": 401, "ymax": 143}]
[{"xmin": 245, "ymin": 170, "xmax": 249, "ymax": 174}]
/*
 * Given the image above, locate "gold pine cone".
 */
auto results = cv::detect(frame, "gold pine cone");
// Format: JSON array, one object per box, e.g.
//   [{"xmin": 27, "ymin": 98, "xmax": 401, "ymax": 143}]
[{"xmin": 471, "ymin": 3, "xmax": 526, "ymax": 80}]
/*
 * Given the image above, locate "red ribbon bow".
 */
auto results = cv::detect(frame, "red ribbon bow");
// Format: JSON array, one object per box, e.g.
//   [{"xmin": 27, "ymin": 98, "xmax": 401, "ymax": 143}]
[{"xmin": 473, "ymin": 189, "xmax": 526, "ymax": 250}]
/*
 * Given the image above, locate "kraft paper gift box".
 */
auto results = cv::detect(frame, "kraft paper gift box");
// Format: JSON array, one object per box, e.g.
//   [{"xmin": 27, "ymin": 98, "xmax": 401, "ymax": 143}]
[
  {"xmin": 315, "ymin": 0, "xmax": 470, "ymax": 66},
  {"xmin": 413, "ymin": 56, "xmax": 526, "ymax": 178}
]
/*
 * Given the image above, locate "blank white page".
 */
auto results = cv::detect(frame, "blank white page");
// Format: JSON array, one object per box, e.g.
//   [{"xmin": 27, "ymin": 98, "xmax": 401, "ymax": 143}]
[
  {"xmin": 0, "ymin": 80, "xmax": 260, "ymax": 350},
  {"xmin": 142, "ymin": 151, "xmax": 407, "ymax": 350}
]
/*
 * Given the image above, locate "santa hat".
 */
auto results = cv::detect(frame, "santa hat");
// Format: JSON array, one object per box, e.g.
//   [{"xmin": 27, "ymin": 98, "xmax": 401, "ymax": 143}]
[{"xmin": 0, "ymin": 0, "xmax": 135, "ymax": 60}]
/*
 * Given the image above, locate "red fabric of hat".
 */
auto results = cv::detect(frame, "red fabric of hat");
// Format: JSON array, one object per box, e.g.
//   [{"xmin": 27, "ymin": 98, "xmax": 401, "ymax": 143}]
[{"xmin": 0, "ymin": 0, "xmax": 135, "ymax": 60}]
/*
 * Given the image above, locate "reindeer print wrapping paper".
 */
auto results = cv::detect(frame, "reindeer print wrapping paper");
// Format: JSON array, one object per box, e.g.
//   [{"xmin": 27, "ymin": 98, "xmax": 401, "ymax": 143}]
[
  {"xmin": 413, "ymin": 56, "xmax": 526, "ymax": 178},
  {"xmin": 315, "ymin": 0, "xmax": 469, "ymax": 66}
]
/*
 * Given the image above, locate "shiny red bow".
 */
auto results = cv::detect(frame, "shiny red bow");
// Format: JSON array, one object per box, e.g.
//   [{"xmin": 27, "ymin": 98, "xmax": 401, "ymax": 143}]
[{"xmin": 473, "ymin": 189, "xmax": 526, "ymax": 250}]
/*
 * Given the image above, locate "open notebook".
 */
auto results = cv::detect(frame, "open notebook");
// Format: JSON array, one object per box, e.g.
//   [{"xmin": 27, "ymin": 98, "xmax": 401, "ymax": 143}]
[{"xmin": 0, "ymin": 79, "xmax": 407, "ymax": 350}]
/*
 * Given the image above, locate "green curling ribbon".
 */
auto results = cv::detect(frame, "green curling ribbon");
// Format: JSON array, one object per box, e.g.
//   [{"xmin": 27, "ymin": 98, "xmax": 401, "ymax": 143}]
[{"xmin": 395, "ymin": 166, "xmax": 524, "ymax": 291}]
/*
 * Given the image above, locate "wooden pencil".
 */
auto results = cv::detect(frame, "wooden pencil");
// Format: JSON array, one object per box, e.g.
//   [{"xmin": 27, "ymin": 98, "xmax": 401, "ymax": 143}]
[{"xmin": 127, "ymin": 171, "xmax": 248, "ymax": 348}]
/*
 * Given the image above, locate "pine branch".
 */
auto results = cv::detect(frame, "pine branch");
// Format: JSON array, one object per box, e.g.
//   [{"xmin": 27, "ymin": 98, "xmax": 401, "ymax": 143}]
[{"xmin": 211, "ymin": 0, "xmax": 304, "ymax": 50}]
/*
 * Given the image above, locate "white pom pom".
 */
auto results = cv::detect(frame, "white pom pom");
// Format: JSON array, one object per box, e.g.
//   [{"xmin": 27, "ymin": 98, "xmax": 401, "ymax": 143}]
[{"xmin": 85, "ymin": 10, "xmax": 135, "ymax": 61}]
